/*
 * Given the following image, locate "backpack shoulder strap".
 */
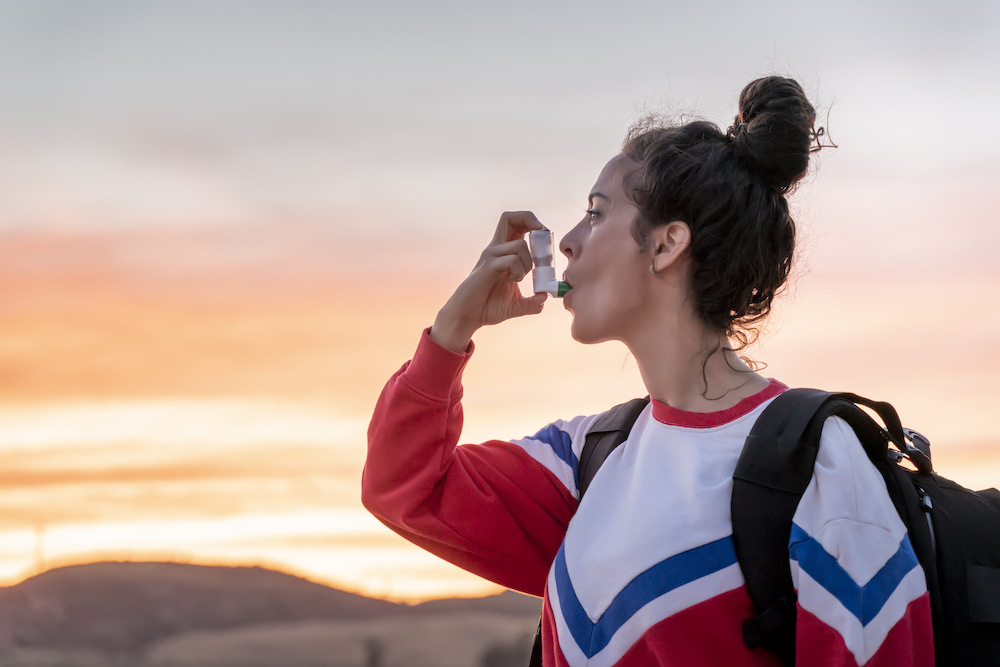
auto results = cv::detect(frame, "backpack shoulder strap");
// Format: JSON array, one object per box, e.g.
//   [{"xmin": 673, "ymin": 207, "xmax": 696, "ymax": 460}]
[
  {"xmin": 731, "ymin": 388, "xmax": 835, "ymax": 666},
  {"xmin": 577, "ymin": 397, "xmax": 650, "ymax": 499},
  {"xmin": 732, "ymin": 388, "xmax": 909, "ymax": 666}
]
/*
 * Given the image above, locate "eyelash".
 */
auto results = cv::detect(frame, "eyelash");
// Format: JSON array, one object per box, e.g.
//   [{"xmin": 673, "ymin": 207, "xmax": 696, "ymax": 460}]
[{"xmin": 586, "ymin": 208, "xmax": 599, "ymax": 220}]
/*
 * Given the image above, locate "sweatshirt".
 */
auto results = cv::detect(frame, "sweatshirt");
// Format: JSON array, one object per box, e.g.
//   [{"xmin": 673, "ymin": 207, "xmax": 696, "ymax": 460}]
[{"xmin": 362, "ymin": 330, "xmax": 934, "ymax": 666}]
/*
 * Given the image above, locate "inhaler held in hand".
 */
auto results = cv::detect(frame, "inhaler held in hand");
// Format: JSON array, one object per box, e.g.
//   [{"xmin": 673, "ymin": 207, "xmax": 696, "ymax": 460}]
[{"xmin": 529, "ymin": 229, "xmax": 570, "ymax": 297}]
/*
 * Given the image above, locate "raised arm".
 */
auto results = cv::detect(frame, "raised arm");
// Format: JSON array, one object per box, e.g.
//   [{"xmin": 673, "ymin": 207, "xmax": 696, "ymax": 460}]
[{"xmin": 362, "ymin": 212, "xmax": 575, "ymax": 596}]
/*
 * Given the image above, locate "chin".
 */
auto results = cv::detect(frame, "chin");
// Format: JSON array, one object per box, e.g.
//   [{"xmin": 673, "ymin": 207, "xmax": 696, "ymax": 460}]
[{"xmin": 569, "ymin": 318, "xmax": 610, "ymax": 345}]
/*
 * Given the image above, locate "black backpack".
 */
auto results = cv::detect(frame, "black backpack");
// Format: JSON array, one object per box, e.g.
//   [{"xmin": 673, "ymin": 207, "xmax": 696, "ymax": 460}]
[{"xmin": 527, "ymin": 390, "xmax": 1000, "ymax": 666}]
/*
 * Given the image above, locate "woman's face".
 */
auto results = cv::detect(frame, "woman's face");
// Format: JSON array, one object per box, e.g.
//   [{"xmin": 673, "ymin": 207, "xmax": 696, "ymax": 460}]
[{"xmin": 559, "ymin": 154, "xmax": 652, "ymax": 344}]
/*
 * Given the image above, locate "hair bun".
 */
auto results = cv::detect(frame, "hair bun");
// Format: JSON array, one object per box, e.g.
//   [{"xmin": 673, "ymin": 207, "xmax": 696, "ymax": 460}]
[{"xmin": 727, "ymin": 76, "xmax": 816, "ymax": 192}]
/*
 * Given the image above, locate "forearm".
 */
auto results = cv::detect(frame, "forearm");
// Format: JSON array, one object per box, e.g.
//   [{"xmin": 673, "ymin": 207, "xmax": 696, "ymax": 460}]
[
  {"xmin": 362, "ymin": 329, "xmax": 576, "ymax": 594},
  {"xmin": 363, "ymin": 329, "xmax": 469, "ymax": 524}
]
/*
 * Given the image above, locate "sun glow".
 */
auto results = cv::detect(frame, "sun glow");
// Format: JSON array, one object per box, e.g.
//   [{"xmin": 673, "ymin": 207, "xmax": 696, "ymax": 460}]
[{"xmin": 0, "ymin": 396, "xmax": 503, "ymax": 602}]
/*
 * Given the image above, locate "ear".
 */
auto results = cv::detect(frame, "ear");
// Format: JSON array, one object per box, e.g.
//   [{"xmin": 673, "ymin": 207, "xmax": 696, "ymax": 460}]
[{"xmin": 649, "ymin": 220, "xmax": 691, "ymax": 274}]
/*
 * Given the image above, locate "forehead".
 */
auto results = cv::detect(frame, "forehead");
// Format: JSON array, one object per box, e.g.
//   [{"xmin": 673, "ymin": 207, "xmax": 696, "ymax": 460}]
[{"xmin": 592, "ymin": 154, "xmax": 636, "ymax": 198}]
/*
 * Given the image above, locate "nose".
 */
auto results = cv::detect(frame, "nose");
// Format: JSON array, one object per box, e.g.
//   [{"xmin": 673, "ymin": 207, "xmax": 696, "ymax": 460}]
[{"xmin": 560, "ymin": 219, "xmax": 586, "ymax": 260}]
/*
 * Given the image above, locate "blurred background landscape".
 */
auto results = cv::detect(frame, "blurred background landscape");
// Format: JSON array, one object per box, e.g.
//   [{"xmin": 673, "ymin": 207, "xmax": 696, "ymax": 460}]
[
  {"xmin": 0, "ymin": 0, "xmax": 999, "ymax": 664},
  {"xmin": 0, "ymin": 561, "xmax": 542, "ymax": 666}
]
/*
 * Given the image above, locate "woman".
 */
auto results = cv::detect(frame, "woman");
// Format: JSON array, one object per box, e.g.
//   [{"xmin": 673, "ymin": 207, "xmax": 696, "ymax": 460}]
[{"xmin": 363, "ymin": 77, "xmax": 933, "ymax": 666}]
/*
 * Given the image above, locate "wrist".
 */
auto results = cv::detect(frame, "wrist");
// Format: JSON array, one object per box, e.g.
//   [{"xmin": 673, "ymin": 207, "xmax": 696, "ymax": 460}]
[{"xmin": 430, "ymin": 309, "xmax": 477, "ymax": 353}]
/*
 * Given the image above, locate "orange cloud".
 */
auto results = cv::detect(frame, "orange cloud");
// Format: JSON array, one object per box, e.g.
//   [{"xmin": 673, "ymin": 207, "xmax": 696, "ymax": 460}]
[{"xmin": 0, "ymin": 224, "xmax": 458, "ymax": 410}]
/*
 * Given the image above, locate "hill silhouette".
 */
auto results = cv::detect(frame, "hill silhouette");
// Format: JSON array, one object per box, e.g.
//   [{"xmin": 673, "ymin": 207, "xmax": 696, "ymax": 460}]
[{"xmin": 0, "ymin": 562, "xmax": 539, "ymax": 655}]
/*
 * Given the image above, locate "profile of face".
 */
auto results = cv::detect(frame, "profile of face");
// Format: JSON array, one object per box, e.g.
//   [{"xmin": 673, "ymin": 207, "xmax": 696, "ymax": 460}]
[{"xmin": 559, "ymin": 154, "xmax": 654, "ymax": 345}]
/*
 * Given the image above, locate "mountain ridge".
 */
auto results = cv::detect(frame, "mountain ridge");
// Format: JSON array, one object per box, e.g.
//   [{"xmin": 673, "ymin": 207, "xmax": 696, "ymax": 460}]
[{"xmin": 0, "ymin": 561, "xmax": 540, "ymax": 653}]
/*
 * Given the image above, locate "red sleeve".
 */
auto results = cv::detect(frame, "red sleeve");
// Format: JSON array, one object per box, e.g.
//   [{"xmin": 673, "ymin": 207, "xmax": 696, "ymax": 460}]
[{"xmin": 361, "ymin": 329, "xmax": 578, "ymax": 596}]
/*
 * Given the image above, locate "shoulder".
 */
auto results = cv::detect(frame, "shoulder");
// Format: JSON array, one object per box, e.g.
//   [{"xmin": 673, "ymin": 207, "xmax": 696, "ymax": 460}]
[
  {"xmin": 506, "ymin": 406, "xmax": 621, "ymax": 500},
  {"xmin": 791, "ymin": 416, "xmax": 922, "ymax": 616},
  {"xmin": 789, "ymin": 418, "xmax": 930, "ymax": 664},
  {"xmin": 794, "ymin": 416, "xmax": 909, "ymax": 544}
]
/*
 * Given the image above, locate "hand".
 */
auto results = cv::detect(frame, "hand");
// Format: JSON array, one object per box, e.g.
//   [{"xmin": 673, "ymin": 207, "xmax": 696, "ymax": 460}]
[{"xmin": 430, "ymin": 211, "xmax": 550, "ymax": 352}]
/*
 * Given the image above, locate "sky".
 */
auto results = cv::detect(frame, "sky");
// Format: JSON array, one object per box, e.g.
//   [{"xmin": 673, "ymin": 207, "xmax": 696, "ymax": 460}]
[{"xmin": 0, "ymin": 0, "xmax": 998, "ymax": 602}]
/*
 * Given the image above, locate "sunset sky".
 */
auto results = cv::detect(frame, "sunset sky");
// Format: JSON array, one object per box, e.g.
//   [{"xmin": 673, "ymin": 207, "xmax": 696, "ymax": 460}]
[{"xmin": 0, "ymin": 0, "xmax": 998, "ymax": 602}]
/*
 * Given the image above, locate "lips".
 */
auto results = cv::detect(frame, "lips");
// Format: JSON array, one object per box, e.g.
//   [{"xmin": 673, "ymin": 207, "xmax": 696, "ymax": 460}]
[{"xmin": 560, "ymin": 276, "xmax": 574, "ymax": 306}]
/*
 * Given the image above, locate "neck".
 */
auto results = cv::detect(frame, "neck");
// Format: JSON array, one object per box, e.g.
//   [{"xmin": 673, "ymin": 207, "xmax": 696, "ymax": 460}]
[{"xmin": 623, "ymin": 308, "xmax": 768, "ymax": 413}]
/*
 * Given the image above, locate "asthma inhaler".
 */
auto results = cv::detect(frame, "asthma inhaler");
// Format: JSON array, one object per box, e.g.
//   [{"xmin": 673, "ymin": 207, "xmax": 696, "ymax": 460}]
[{"xmin": 528, "ymin": 228, "xmax": 570, "ymax": 297}]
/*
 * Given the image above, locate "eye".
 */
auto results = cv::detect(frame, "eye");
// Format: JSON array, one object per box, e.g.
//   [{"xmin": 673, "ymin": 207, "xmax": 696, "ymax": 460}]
[{"xmin": 586, "ymin": 208, "xmax": 600, "ymax": 221}]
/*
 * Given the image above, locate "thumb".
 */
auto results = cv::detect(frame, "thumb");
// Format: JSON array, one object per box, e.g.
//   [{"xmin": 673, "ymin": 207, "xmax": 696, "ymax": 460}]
[{"xmin": 511, "ymin": 292, "xmax": 548, "ymax": 318}]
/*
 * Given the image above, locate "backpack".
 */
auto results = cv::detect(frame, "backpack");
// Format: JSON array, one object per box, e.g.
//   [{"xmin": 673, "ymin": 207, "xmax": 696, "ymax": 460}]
[{"xmin": 527, "ymin": 389, "xmax": 1000, "ymax": 666}]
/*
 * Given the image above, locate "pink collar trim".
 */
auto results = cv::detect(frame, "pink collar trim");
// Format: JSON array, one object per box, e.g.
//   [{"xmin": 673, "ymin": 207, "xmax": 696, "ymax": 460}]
[{"xmin": 651, "ymin": 378, "xmax": 788, "ymax": 428}]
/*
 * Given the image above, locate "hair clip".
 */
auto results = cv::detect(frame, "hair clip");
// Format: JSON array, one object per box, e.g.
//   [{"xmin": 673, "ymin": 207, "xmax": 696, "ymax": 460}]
[{"xmin": 810, "ymin": 126, "xmax": 837, "ymax": 152}]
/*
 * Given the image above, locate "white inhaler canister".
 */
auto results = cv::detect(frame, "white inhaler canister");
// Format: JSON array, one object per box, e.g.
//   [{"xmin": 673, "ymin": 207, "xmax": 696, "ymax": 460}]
[{"xmin": 529, "ymin": 228, "xmax": 569, "ymax": 297}]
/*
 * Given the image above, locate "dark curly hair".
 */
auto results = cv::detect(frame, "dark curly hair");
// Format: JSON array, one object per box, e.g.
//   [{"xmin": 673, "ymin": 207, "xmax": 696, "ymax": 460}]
[{"xmin": 622, "ymin": 76, "xmax": 817, "ymax": 351}]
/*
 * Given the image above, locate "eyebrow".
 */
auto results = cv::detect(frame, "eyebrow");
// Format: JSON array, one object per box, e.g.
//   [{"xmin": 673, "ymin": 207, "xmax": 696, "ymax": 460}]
[{"xmin": 589, "ymin": 192, "xmax": 611, "ymax": 203}]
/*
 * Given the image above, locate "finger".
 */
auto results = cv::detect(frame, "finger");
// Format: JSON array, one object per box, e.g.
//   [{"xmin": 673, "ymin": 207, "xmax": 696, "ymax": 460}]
[
  {"xmin": 510, "ymin": 292, "xmax": 548, "ymax": 318},
  {"xmin": 480, "ymin": 246, "xmax": 532, "ymax": 284},
  {"xmin": 481, "ymin": 239, "xmax": 533, "ymax": 274},
  {"xmin": 493, "ymin": 211, "xmax": 545, "ymax": 244},
  {"xmin": 484, "ymin": 239, "xmax": 534, "ymax": 278},
  {"xmin": 483, "ymin": 253, "xmax": 529, "ymax": 283},
  {"xmin": 513, "ymin": 240, "xmax": 533, "ymax": 276}
]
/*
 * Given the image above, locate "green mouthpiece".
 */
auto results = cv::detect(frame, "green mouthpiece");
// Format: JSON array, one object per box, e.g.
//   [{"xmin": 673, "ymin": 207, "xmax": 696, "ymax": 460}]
[{"xmin": 557, "ymin": 281, "xmax": 571, "ymax": 297}]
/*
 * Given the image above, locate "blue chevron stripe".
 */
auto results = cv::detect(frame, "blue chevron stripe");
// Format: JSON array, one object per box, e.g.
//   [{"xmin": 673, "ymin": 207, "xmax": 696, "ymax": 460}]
[
  {"xmin": 554, "ymin": 535, "xmax": 738, "ymax": 658},
  {"xmin": 789, "ymin": 523, "xmax": 918, "ymax": 626},
  {"xmin": 529, "ymin": 424, "xmax": 578, "ymax": 487}
]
